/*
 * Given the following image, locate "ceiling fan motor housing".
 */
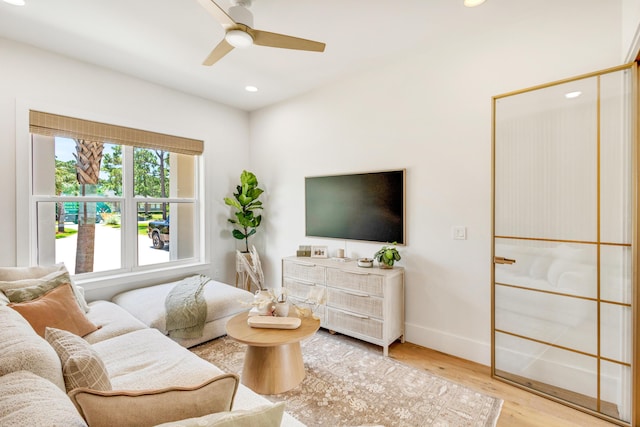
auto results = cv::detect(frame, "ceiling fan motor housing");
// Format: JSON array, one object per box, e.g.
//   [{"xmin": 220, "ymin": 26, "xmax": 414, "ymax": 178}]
[{"xmin": 228, "ymin": 4, "xmax": 253, "ymax": 27}]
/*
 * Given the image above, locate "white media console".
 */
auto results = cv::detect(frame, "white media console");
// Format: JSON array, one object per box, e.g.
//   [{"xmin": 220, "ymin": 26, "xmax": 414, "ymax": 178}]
[{"xmin": 282, "ymin": 256, "xmax": 405, "ymax": 356}]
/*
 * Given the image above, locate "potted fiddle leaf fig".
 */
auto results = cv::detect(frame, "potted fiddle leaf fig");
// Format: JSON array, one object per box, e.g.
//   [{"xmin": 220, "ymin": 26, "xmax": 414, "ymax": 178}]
[
  {"xmin": 373, "ymin": 243, "xmax": 401, "ymax": 269},
  {"xmin": 224, "ymin": 170, "xmax": 264, "ymax": 253}
]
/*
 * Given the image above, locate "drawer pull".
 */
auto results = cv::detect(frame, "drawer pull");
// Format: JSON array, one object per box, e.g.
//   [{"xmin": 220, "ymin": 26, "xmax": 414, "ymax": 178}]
[
  {"xmin": 291, "ymin": 261, "xmax": 316, "ymax": 267},
  {"xmin": 341, "ymin": 290, "xmax": 370, "ymax": 297},
  {"xmin": 346, "ymin": 271, "xmax": 369, "ymax": 276},
  {"xmin": 334, "ymin": 308, "xmax": 369, "ymax": 319},
  {"xmin": 286, "ymin": 278, "xmax": 316, "ymax": 285},
  {"xmin": 345, "ymin": 311, "xmax": 369, "ymax": 319}
]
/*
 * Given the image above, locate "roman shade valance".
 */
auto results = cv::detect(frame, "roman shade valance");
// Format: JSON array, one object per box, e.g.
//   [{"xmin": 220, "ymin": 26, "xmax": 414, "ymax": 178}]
[{"xmin": 29, "ymin": 110, "xmax": 203, "ymax": 155}]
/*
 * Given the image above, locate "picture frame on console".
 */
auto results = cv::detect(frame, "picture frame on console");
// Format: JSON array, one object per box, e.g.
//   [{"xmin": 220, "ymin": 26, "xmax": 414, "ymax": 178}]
[{"xmin": 311, "ymin": 245, "xmax": 328, "ymax": 258}]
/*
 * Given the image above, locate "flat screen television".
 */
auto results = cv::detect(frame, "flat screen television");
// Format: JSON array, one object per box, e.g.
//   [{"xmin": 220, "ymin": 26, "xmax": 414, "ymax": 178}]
[{"xmin": 305, "ymin": 169, "xmax": 405, "ymax": 244}]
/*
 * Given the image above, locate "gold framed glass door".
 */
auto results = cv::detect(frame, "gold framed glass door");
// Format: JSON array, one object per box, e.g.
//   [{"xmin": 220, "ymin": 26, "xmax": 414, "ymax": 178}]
[{"xmin": 492, "ymin": 63, "xmax": 637, "ymax": 426}]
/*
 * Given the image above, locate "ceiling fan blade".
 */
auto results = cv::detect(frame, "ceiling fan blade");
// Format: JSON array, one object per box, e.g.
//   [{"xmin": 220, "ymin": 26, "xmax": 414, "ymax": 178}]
[
  {"xmin": 202, "ymin": 39, "xmax": 235, "ymax": 66},
  {"xmin": 196, "ymin": 0, "xmax": 236, "ymax": 29},
  {"xmin": 250, "ymin": 29, "xmax": 325, "ymax": 52}
]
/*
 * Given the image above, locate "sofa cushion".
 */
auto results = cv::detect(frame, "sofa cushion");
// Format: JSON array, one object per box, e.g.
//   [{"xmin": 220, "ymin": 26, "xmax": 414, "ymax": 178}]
[
  {"xmin": 0, "ymin": 263, "xmax": 90, "ymax": 312},
  {"xmin": 0, "ymin": 305, "xmax": 65, "ymax": 391},
  {"xmin": 0, "ymin": 370, "xmax": 87, "ymax": 427},
  {"xmin": 92, "ymin": 328, "xmax": 224, "ymax": 390},
  {"xmin": 83, "ymin": 300, "xmax": 149, "ymax": 344},
  {"xmin": 112, "ymin": 279, "xmax": 254, "ymax": 334},
  {"xmin": 45, "ymin": 327, "xmax": 112, "ymax": 393},
  {"xmin": 8, "ymin": 283, "xmax": 99, "ymax": 338},
  {"xmin": 69, "ymin": 373, "xmax": 239, "ymax": 427},
  {"xmin": 154, "ymin": 402, "xmax": 285, "ymax": 427}
]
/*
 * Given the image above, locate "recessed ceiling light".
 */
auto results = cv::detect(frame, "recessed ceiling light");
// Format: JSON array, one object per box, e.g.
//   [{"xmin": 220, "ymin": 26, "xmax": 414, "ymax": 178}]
[
  {"xmin": 3, "ymin": 0, "xmax": 26, "ymax": 5},
  {"xmin": 565, "ymin": 91, "xmax": 582, "ymax": 99},
  {"xmin": 464, "ymin": 0, "xmax": 486, "ymax": 7},
  {"xmin": 245, "ymin": 86, "xmax": 258, "ymax": 92}
]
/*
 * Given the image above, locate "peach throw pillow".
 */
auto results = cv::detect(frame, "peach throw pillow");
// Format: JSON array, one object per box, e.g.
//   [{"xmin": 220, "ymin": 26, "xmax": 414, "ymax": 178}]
[{"xmin": 8, "ymin": 283, "xmax": 98, "ymax": 337}]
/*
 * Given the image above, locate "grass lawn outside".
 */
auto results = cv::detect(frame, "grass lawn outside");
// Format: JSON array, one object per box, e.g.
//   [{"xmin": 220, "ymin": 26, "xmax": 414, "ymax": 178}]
[{"xmin": 55, "ymin": 228, "xmax": 78, "ymax": 239}]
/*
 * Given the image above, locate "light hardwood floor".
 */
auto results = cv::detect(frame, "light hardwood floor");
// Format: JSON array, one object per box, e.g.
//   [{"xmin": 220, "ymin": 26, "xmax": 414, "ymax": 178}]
[{"xmin": 387, "ymin": 340, "xmax": 619, "ymax": 427}]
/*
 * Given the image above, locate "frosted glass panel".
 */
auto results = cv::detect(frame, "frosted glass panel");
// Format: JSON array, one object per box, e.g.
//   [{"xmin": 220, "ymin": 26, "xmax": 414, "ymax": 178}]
[
  {"xmin": 601, "ymin": 361, "xmax": 631, "ymax": 422},
  {"xmin": 600, "ymin": 70, "xmax": 633, "ymax": 245},
  {"xmin": 495, "ymin": 238, "xmax": 597, "ymax": 298},
  {"xmin": 494, "ymin": 78, "xmax": 597, "ymax": 242},
  {"xmin": 601, "ymin": 245, "xmax": 632, "ymax": 304},
  {"xmin": 496, "ymin": 286, "xmax": 596, "ymax": 354},
  {"xmin": 600, "ymin": 302, "xmax": 632, "ymax": 364},
  {"xmin": 495, "ymin": 332, "xmax": 597, "ymax": 405},
  {"xmin": 493, "ymin": 66, "xmax": 634, "ymax": 424}
]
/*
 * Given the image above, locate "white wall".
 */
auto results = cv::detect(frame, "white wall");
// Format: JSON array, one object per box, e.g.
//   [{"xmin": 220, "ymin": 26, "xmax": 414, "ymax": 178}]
[
  {"xmin": 249, "ymin": 2, "xmax": 624, "ymax": 365},
  {"xmin": 623, "ymin": 0, "xmax": 640, "ymax": 60},
  {"xmin": 0, "ymin": 38, "xmax": 250, "ymax": 298}
]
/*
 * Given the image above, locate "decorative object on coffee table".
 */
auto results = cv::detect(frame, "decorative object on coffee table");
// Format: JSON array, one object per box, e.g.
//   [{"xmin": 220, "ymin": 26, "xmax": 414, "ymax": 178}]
[
  {"xmin": 290, "ymin": 286, "xmax": 325, "ymax": 320},
  {"xmin": 225, "ymin": 311, "xmax": 320, "ymax": 395}
]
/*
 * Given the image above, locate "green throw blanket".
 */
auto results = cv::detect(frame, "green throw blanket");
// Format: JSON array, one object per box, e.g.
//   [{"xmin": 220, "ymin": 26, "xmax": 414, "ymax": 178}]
[{"xmin": 165, "ymin": 275, "xmax": 210, "ymax": 339}]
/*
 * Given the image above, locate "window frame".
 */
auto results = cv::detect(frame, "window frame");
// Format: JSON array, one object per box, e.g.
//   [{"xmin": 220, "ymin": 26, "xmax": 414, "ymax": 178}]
[{"xmin": 16, "ymin": 102, "xmax": 209, "ymax": 292}]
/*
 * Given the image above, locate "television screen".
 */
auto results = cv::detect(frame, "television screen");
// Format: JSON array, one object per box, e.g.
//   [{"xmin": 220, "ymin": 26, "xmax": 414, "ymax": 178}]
[{"xmin": 305, "ymin": 170, "xmax": 405, "ymax": 244}]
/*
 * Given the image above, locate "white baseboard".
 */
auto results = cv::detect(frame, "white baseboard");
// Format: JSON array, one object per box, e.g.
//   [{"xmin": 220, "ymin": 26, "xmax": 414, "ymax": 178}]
[{"xmin": 404, "ymin": 322, "xmax": 491, "ymax": 366}]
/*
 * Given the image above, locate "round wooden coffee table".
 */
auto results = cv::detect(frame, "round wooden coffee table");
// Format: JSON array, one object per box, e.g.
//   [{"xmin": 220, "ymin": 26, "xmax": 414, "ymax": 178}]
[{"xmin": 226, "ymin": 311, "xmax": 320, "ymax": 395}]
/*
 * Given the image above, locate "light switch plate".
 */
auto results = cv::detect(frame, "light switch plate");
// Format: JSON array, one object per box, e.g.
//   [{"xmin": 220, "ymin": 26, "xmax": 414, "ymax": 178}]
[{"xmin": 452, "ymin": 226, "xmax": 467, "ymax": 240}]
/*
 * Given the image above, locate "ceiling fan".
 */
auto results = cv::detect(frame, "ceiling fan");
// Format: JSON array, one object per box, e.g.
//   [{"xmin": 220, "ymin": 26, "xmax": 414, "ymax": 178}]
[{"xmin": 197, "ymin": 0, "xmax": 326, "ymax": 66}]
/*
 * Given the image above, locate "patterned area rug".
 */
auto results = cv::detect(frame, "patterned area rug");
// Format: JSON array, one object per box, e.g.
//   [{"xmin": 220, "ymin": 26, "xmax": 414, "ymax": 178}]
[{"xmin": 191, "ymin": 330, "xmax": 502, "ymax": 427}]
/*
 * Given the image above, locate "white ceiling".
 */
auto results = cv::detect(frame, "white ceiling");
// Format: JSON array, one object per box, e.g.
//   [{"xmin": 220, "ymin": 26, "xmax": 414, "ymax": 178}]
[{"xmin": 0, "ymin": 0, "xmax": 607, "ymax": 111}]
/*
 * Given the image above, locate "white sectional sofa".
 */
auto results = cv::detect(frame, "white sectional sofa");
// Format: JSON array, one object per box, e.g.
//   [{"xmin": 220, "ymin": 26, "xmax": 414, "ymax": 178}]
[
  {"xmin": 0, "ymin": 265, "xmax": 304, "ymax": 427},
  {"xmin": 111, "ymin": 278, "xmax": 255, "ymax": 348}
]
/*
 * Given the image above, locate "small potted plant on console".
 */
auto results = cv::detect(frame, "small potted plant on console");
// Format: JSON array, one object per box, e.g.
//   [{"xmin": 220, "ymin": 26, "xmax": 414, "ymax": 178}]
[{"xmin": 373, "ymin": 243, "xmax": 401, "ymax": 269}]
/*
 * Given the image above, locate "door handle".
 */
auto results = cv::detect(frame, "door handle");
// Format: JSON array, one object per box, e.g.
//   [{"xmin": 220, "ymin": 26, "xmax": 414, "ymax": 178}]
[{"xmin": 494, "ymin": 256, "xmax": 516, "ymax": 265}]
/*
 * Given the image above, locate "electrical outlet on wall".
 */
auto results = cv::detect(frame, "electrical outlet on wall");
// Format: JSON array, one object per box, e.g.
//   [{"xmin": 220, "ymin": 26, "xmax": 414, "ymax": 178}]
[{"xmin": 452, "ymin": 226, "xmax": 467, "ymax": 240}]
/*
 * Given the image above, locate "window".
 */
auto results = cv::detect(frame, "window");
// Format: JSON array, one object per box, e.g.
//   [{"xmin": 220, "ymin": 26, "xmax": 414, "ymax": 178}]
[{"xmin": 29, "ymin": 111, "xmax": 203, "ymax": 277}]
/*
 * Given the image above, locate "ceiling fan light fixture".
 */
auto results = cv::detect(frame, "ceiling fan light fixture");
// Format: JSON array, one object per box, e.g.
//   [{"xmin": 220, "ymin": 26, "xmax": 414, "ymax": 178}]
[
  {"xmin": 225, "ymin": 29, "xmax": 253, "ymax": 48},
  {"xmin": 464, "ymin": 0, "xmax": 486, "ymax": 7}
]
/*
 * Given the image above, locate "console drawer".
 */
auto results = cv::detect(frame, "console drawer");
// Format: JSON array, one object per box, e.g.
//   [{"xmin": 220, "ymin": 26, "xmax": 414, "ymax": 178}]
[
  {"xmin": 327, "ymin": 287, "xmax": 383, "ymax": 318},
  {"xmin": 328, "ymin": 308, "xmax": 383, "ymax": 340},
  {"xmin": 283, "ymin": 278, "xmax": 321, "ymax": 300},
  {"xmin": 283, "ymin": 259, "xmax": 325, "ymax": 283},
  {"xmin": 326, "ymin": 268, "xmax": 383, "ymax": 296}
]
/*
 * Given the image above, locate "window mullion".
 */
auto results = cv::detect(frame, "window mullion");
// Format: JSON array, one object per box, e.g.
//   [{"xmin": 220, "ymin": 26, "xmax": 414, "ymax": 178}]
[{"xmin": 122, "ymin": 146, "xmax": 135, "ymax": 269}]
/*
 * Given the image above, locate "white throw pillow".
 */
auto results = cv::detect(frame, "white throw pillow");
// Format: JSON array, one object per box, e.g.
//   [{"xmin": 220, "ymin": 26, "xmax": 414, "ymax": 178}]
[{"xmin": 0, "ymin": 264, "xmax": 89, "ymax": 312}]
